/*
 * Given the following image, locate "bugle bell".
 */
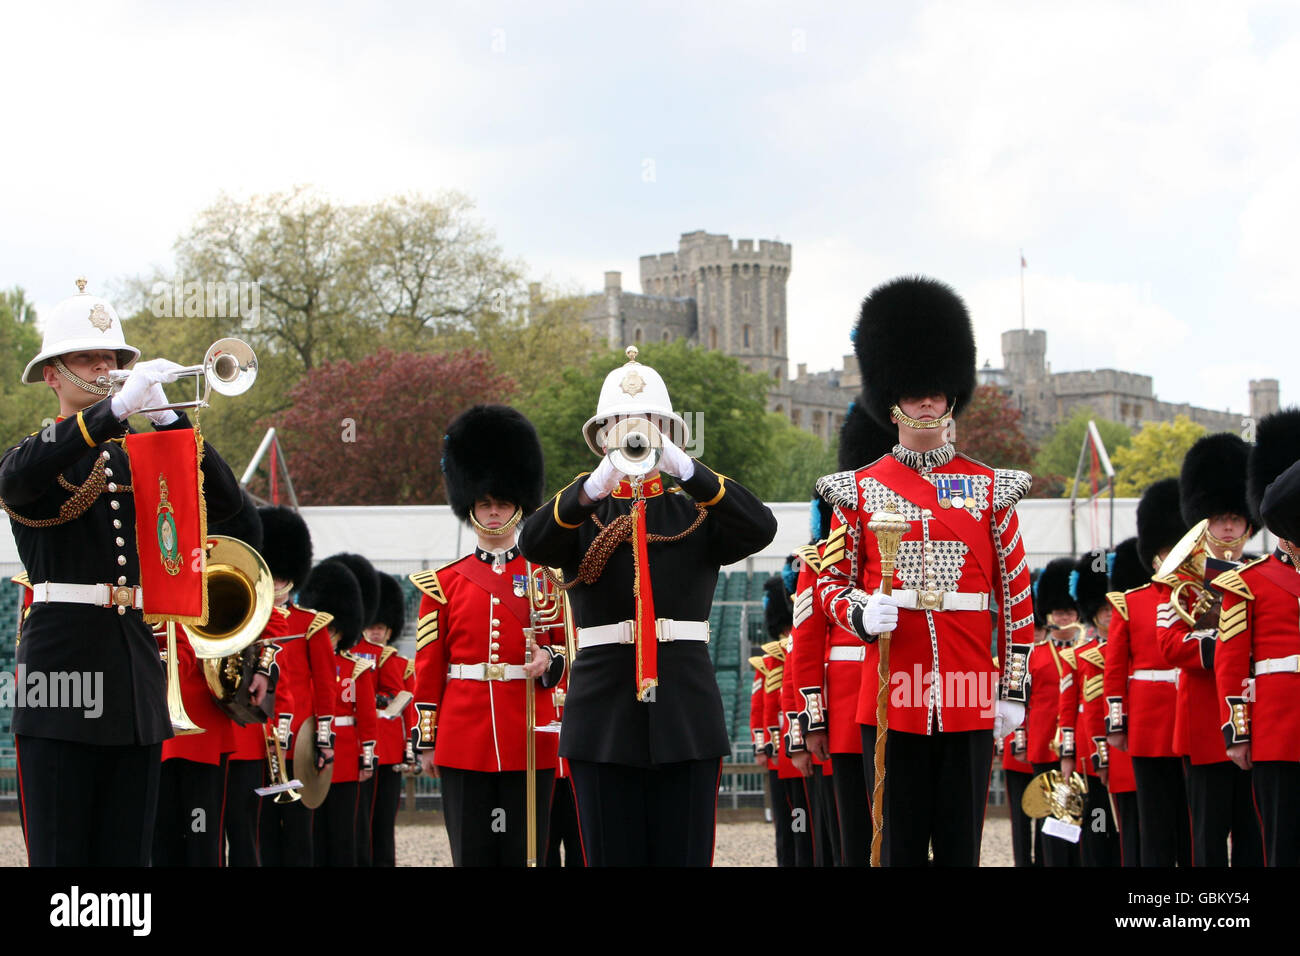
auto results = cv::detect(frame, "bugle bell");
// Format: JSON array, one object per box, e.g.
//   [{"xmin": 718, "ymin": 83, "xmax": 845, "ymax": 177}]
[
  {"xmin": 1156, "ymin": 519, "xmax": 1218, "ymax": 628},
  {"xmin": 605, "ymin": 417, "xmax": 663, "ymax": 477},
  {"xmin": 97, "ymin": 337, "xmax": 257, "ymax": 414}
]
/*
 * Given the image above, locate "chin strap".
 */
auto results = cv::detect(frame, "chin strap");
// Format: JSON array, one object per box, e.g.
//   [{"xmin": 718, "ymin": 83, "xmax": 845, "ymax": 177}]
[
  {"xmin": 890, "ymin": 403, "xmax": 954, "ymax": 431},
  {"xmin": 52, "ymin": 357, "xmax": 112, "ymax": 397}
]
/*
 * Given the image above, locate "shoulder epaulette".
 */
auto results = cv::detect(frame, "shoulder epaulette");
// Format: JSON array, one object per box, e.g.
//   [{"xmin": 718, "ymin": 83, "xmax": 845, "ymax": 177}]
[
  {"xmin": 379, "ymin": 646, "xmax": 397, "ymax": 667},
  {"xmin": 1060, "ymin": 647, "xmax": 1077, "ymax": 668},
  {"xmin": 761, "ymin": 640, "xmax": 785, "ymax": 659},
  {"xmin": 1105, "ymin": 591, "xmax": 1128, "ymax": 621},
  {"xmin": 302, "ymin": 610, "xmax": 334, "ymax": 639},
  {"xmin": 341, "ymin": 650, "xmax": 377, "ymax": 678},
  {"xmin": 10, "ymin": 571, "xmax": 30, "ymax": 589},
  {"xmin": 273, "ymin": 605, "xmax": 291, "ymax": 619},
  {"xmin": 814, "ymin": 471, "xmax": 857, "ymax": 512},
  {"xmin": 1212, "ymin": 558, "xmax": 1264, "ymax": 601},
  {"xmin": 1079, "ymin": 645, "xmax": 1106, "ymax": 668},
  {"xmin": 403, "ymin": 657, "xmax": 415, "ymax": 680},
  {"xmin": 409, "ymin": 568, "xmax": 448, "ymax": 604},
  {"xmin": 992, "ymin": 469, "xmax": 1033, "ymax": 510},
  {"xmin": 793, "ymin": 544, "xmax": 821, "ymax": 572},
  {"xmin": 749, "ymin": 655, "xmax": 768, "ymax": 676}
]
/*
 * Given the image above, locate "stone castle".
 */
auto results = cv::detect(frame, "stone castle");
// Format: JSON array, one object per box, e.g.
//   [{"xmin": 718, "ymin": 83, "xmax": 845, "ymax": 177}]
[{"xmin": 563, "ymin": 230, "xmax": 1280, "ymax": 447}]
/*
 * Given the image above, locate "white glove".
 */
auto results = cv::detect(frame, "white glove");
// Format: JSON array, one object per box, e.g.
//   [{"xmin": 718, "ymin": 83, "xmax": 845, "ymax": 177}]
[
  {"xmin": 992, "ymin": 699, "xmax": 1025, "ymax": 739},
  {"xmin": 582, "ymin": 456, "xmax": 624, "ymax": 502},
  {"xmin": 658, "ymin": 435, "xmax": 695, "ymax": 482},
  {"xmin": 144, "ymin": 382, "xmax": 179, "ymax": 426},
  {"xmin": 854, "ymin": 590, "xmax": 905, "ymax": 639},
  {"xmin": 110, "ymin": 359, "xmax": 186, "ymax": 420}
]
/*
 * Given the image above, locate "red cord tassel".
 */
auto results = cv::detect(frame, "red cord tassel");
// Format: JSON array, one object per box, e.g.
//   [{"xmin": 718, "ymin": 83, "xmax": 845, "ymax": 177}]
[{"xmin": 631, "ymin": 499, "xmax": 658, "ymax": 701}]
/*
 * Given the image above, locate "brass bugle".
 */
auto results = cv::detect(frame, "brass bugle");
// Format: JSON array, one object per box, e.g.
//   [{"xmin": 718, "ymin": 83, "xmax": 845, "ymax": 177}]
[
  {"xmin": 96, "ymin": 337, "xmax": 257, "ymax": 413},
  {"xmin": 606, "ymin": 416, "xmax": 663, "ymax": 477},
  {"xmin": 164, "ymin": 621, "xmax": 203, "ymax": 736}
]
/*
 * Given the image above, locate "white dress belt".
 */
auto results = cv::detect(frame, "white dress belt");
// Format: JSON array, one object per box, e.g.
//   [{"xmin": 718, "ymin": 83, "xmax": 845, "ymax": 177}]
[
  {"xmin": 1254, "ymin": 655, "xmax": 1300, "ymax": 676},
  {"xmin": 448, "ymin": 662, "xmax": 528, "ymax": 681},
  {"xmin": 577, "ymin": 619, "xmax": 710, "ymax": 649},
  {"xmin": 1131, "ymin": 668, "xmax": 1178, "ymax": 683},
  {"xmin": 31, "ymin": 582, "xmax": 143, "ymax": 610},
  {"xmin": 890, "ymin": 589, "xmax": 989, "ymax": 612},
  {"xmin": 334, "ymin": 716, "xmax": 356, "ymax": 727},
  {"xmin": 829, "ymin": 645, "xmax": 866, "ymax": 662}
]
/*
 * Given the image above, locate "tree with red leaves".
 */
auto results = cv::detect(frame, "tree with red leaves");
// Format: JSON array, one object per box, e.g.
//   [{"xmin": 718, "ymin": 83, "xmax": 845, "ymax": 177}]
[
  {"xmin": 260, "ymin": 349, "xmax": 515, "ymax": 505},
  {"xmin": 951, "ymin": 384, "xmax": 1037, "ymax": 475}
]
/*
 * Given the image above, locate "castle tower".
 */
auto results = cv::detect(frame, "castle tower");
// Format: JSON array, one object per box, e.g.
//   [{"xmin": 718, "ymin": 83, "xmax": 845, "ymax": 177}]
[
  {"xmin": 1250, "ymin": 378, "xmax": 1280, "ymax": 421},
  {"xmin": 640, "ymin": 230, "xmax": 792, "ymax": 380},
  {"xmin": 1001, "ymin": 328, "xmax": 1047, "ymax": 384}
]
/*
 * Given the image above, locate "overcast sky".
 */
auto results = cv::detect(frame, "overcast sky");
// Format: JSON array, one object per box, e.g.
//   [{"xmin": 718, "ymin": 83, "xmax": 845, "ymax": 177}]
[{"xmin": 3, "ymin": 0, "xmax": 1296, "ymax": 415}]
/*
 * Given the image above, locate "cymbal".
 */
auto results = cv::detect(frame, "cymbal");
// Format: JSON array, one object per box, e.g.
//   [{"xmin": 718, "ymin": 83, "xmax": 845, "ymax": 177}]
[{"xmin": 293, "ymin": 716, "xmax": 333, "ymax": 809}]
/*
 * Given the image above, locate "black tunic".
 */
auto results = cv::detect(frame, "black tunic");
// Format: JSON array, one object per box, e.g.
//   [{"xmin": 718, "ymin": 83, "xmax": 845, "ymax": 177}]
[
  {"xmin": 518, "ymin": 463, "xmax": 776, "ymax": 767},
  {"xmin": 0, "ymin": 397, "xmax": 242, "ymax": 746}
]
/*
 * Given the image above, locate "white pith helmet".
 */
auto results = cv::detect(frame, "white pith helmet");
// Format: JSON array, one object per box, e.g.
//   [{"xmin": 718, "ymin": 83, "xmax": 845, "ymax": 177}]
[
  {"xmin": 582, "ymin": 346, "xmax": 690, "ymax": 457},
  {"xmin": 21, "ymin": 277, "xmax": 139, "ymax": 384}
]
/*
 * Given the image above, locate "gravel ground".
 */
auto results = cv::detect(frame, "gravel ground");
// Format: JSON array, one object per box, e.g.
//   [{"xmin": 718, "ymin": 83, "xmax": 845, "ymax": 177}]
[{"xmin": 0, "ymin": 816, "xmax": 1015, "ymax": 866}]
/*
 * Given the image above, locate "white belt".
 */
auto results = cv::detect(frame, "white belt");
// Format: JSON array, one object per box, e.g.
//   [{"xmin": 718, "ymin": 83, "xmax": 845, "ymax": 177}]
[
  {"xmin": 890, "ymin": 589, "xmax": 989, "ymax": 613},
  {"xmin": 1131, "ymin": 669, "xmax": 1178, "ymax": 683},
  {"xmin": 334, "ymin": 716, "xmax": 355, "ymax": 727},
  {"xmin": 578, "ymin": 619, "xmax": 710, "ymax": 649},
  {"xmin": 31, "ymin": 582, "xmax": 143, "ymax": 610},
  {"xmin": 829, "ymin": 645, "xmax": 866, "ymax": 662},
  {"xmin": 1254, "ymin": 655, "xmax": 1300, "ymax": 676},
  {"xmin": 448, "ymin": 662, "xmax": 528, "ymax": 681}
]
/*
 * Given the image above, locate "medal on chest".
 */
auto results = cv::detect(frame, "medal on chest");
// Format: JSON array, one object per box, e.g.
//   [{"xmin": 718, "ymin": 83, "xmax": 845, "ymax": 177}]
[
  {"xmin": 934, "ymin": 476, "xmax": 977, "ymax": 517},
  {"xmin": 512, "ymin": 574, "xmax": 527, "ymax": 598}
]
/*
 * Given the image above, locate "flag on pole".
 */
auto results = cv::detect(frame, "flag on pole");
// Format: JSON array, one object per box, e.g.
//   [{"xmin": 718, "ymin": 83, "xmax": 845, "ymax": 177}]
[{"xmin": 1020, "ymin": 252, "xmax": 1027, "ymax": 269}]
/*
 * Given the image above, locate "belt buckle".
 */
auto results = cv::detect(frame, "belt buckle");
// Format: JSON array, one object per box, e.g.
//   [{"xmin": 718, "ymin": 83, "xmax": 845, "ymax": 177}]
[
  {"xmin": 111, "ymin": 585, "xmax": 134, "ymax": 608},
  {"xmin": 918, "ymin": 589, "xmax": 943, "ymax": 611},
  {"xmin": 484, "ymin": 663, "xmax": 507, "ymax": 681},
  {"xmin": 656, "ymin": 618, "xmax": 673, "ymax": 642}
]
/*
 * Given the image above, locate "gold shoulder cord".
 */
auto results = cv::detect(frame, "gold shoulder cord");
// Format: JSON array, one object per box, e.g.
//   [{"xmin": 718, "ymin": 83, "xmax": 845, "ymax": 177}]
[{"xmin": 548, "ymin": 501, "xmax": 709, "ymax": 590}]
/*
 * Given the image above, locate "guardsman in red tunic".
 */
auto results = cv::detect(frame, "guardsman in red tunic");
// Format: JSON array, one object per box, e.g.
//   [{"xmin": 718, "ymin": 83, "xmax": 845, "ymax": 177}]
[
  {"xmin": 1065, "ymin": 549, "xmax": 1122, "ymax": 866},
  {"xmin": 1001, "ymin": 572, "xmax": 1046, "ymax": 867},
  {"xmin": 299, "ymin": 559, "xmax": 378, "ymax": 867},
  {"xmin": 1104, "ymin": 478, "xmax": 1192, "ymax": 866},
  {"xmin": 1159, "ymin": 433, "xmax": 1263, "ymax": 866},
  {"xmin": 367, "ymin": 573, "xmax": 410, "ymax": 867},
  {"xmin": 256, "ymin": 506, "xmax": 337, "ymax": 867},
  {"xmin": 412, "ymin": 405, "xmax": 563, "ymax": 867},
  {"xmin": 1097, "ymin": 538, "xmax": 1144, "ymax": 866},
  {"xmin": 749, "ymin": 649, "xmax": 785, "ymax": 864},
  {"xmin": 815, "ymin": 277, "xmax": 1034, "ymax": 866},
  {"xmin": 758, "ymin": 619, "xmax": 812, "ymax": 867},
  {"xmin": 1215, "ymin": 409, "xmax": 1300, "ymax": 865},
  {"xmin": 1017, "ymin": 557, "xmax": 1080, "ymax": 866}
]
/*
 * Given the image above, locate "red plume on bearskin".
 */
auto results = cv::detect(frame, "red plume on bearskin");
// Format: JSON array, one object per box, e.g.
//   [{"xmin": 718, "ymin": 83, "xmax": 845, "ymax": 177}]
[
  {"xmin": 298, "ymin": 559, "xmax": 364, "ymax": 650},
  {"xmin": 853, "ymin": 276, "xmax": 976, "ymax": 430},
  {"xmin": 1137, "ymin": 478, "xmax": 1188, "ymax": 572},
  {"xmin": 257, "ymin": 506, "xmax": 313, "ymax": 590},
  {"xmin": 1180, "ymin": 432, "xmax": 1252, "ymax": 529},
  {"xmin": 442, "ymin": 404, "xmax": 545, "ymax": 522},
  {"xmin": 1248, "ymin": 408, "xmax": 1300, "ymax": 532}
]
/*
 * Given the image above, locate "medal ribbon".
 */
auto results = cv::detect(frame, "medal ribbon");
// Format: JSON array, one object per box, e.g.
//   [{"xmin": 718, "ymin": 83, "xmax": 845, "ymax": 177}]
[{"xmin": 630, "ymin": 496, "xmax": 659, "ymax": 701}]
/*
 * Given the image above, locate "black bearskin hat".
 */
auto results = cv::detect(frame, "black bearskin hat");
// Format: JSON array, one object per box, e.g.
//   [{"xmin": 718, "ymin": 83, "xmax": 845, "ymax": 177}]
[
  {"xmin": 1109, "ymin": 537, "xmax": 1148, "ymax": 593},
  {"xmin": 442, "ymin": 404, "xmax": 545, "ymax": 522},
  {"xmin": 298, "ymin": 560, "xmax": 363, "ymax": 650},
  {"xmin": 1036, "ymin": 557, "xmax": 1077, "ymax": 617},
  {"xmin": 854, "ymin": 276, "xmax": 977, "ymax": 430},
  {"xmin": 258, "ymin": 506, "xmax": 313, "ymax": 589},
  {"xmin": 325, "ymin": 552, "xmax": 381, "ymax": 629},
  {"xmin": 1029, "ymin": 568, "xmax": 1046, "ymax": 628},
  {"xmin": 375, "ymin": 573, "xmax": 407, "ymax": 643},
  {"xmin": 1072, "ymin": 550, "xmax": 1110, "ymax": 625},
  {"xmin": 763, "ymin": 575, "xmax": 793, "ymax": 640},
  {"xmin": 1137, "ymin": 478, "xmax": 1188, "ymax": 572},
  {"xmin": 1249, "ymin": 408, "xmax": 1300, "ymax": 536},
  {"xmin": 1180, "ymin": 432, "xmax": 1253, "ymax": 530},
  {"xmin": 209, "ymin": 490, "xmax": 263, "ymax": 552},
  {"xmin": 839, "ymin": 396, "xmax": 898, "ymax": 471}
]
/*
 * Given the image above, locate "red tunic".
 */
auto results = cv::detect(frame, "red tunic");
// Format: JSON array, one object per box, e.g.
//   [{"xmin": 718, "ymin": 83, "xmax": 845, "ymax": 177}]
[
  {"xmin": 749, "ymin": 660, "xmax": 773, "ymax": 769},
  {"xmin": 372, "ymin": 644, "xmax": 411, "ymax": 766},
  {"xmin": 790, "ymin": 545, "xmax": 863, "ymax": 755},
  {"xmin": 159, "ymin": 626, "xmax": 235, "ymax": 765},
  {"xmin": 328, "ymin": 648, "xmax": 379, "ymax": 784},
  {"xmin": 1025, "ymin": 641, "xmax": 1070, "ymax": 765},
  {"xmin": 270, "ymin": 602, "xmax": 338, "ymax": 748},
  {"xmin": 1103, "ymin": 583, "xmax": 1178, "ymax": 758},
  {"xmin": 1156, "ymin": 602, "xmax": 1226, "ymax": 766},
  {"xmin": 816, "ymin": 453, "xmax": 1035, "ymax": 736},
  {"xmin": 410, "ymin": 552, "xmax": 559, "ymax": 773},
  {"xmin": 779, "ymin": 623, "xmax": 831, "ymax": 774},
  {"xmin": 1214, "ymin": 555, "xmax": 1300, "ymax": 762}
]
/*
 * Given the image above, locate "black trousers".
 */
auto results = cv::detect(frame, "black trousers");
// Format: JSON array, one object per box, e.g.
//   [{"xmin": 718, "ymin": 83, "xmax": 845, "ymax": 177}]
[
  {"xmin": 545, "ymin": 776, "xmax": 585, "ymax": 867},
  {"xmin": 780, "ymin": 776, "xmax": 814, "ymax": 867},
  {"xmin": 439, "ymin": 767, "xmax": 555, "ymax": 867},
  {"xmin": 153, "ymin": 756, "xmax": 226, "ymax": 867},
  {"xmin": 1080, "ymin": 776, "xmax": 1120, "ymax": 867},
  {"xmin": 224, "ymin": 758, "xmax": 264, "ymax": 867},
  {"xmin": 1250, "ymin": 761, "xmax": 1300, "ymax": 867},
  {"xmin": 569, "ymin": 759, "xmax": 719, "ymax": 867},
  {"xmin": 1131, "ymin": 755, "xmax": 1192, "ymax": 866},
  {"xmin": 1003, "ymin": 769, "xmax": 1035, "ymax": 867},
  {"xmin": 313, "ymin": 780, "xmax": 359, "ymax": 867},
  {"xmin": 861, "ymin": 725, "xmax": 993, "ymax": 866},
  {"xmin": 1112, "ymin": 790, "xmax": 1141, "ymax": 866},
  {"xmin": 1031, "ymin": 761, "xmax": 1081, "ymax": 867},
  {"xmin": 830, "ymin": 753, "xmax": 870, "ymax": 867},
  {"xmin": 355, "ymin": 775, "xmax": 376, "ymax": 866},
  {"xmin": 16, "ymin": 735, "xmax": 162, "ymax": 867},
  {"xmin": 809, "ymin": 767, "xmax": 841, "ymax": 866},
  {"xmin": 259, "ymin": 758, "xmax": 315, "ymax": 866},
  {"xmin": 769, "ymin": 769, "xmax": 791, "ymax": 866},
  {"xmin": 1184, "ymin": 759, "xmax": 1263, "ymax": 867},
  {"xmin": 371, "ymin": 766, "xmax": 403, "ymax": 867}
]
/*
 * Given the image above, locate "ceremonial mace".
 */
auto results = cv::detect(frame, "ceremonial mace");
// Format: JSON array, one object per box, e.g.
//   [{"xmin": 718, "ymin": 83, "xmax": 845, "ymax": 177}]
[{"xmin": 867, "ymin": 502, "xmax": 909, "ymax": 867}]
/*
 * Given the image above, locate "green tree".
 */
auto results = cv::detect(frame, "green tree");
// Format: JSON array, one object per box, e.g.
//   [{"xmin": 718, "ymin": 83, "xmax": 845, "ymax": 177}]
[
  {"xmin": 748, "ymin": 414, "xmax": 839, "ymax": 502},
  {"xmin": 1034, "ymin": 407, "xmax": 1133, "ymax": 497},
  {"xmin": 0, "ymin": 287, "xmax": 48, "ymax": 450},
  {"xmin": 952, "ymin": 385, "xmax": 1035, "ymax": 471},
  {"xmin": 1111, "ymin": 416, "xmax": 1207, "ymax": 497}
]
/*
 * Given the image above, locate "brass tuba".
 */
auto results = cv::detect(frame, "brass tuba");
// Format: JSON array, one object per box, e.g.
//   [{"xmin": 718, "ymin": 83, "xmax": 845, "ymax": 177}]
[
  {"xmin": 1156, "ymin": 519, "xmax": 1217, "ymax": 628},
  {"xmin": 1022, "ymin": 769, "xmax": 1088, "ymax": 827}
]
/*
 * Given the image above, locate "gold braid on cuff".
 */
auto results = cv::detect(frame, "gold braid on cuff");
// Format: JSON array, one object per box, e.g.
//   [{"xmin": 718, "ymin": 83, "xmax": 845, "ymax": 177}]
[{"xmin": 890, "ymin": 404, "xmax": 954, "ymax": 430}]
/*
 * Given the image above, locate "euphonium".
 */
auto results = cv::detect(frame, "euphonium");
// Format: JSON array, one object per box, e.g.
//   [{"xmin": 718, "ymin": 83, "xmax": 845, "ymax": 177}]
[{"xmin": 1156, "ymin": 519, "xmax": 1217, "ymax": 628}]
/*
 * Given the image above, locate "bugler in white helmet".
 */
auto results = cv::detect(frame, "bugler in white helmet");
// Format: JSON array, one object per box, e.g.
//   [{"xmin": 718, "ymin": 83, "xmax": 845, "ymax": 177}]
[
  {"xmin": 582, "ymin": 346, "xmax": 690, "ymax": 457},
  {"xmin": 21, "ymin": 277, "xmax": 140, "ymax": 385}
]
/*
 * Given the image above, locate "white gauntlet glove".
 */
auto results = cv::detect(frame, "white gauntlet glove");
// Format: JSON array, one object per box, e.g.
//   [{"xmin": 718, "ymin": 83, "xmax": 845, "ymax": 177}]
[
  {"xmin": 582, "ymin": 456, "xmax": 625, "ymax": 502},
  {"xmin": 851, "ymin": 591, "xmax": 905, "ymax": 641},
  {"xmin": 110, "ymin": 359, "xmax": 186, "ymax": 420},
  {"xmin": 657, "ymin": 435, "xmax": 695, "ymax": 482},
  {"xmin": 993, "ymin": 700, "xmax": 1025, "ymax": 739}
]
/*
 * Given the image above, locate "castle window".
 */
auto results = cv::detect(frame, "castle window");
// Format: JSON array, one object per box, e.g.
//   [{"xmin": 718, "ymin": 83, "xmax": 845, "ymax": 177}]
[
  {"xmin": 792, "ymin": 409, "xmax": 801, "ymax": 427},
  {"xmin": 773, "ymin": 367, "xmax": 781, "ymax": 381},
  {"xmin": 773, "ymin": 327, "xmax": 781, "ymax": 351},
  {"xmin": 742, "ymin": 291, "xmax": 751, "ymax": 312},
  {"xmin": 663, "ymin": 330, "xmax": 670, "ymax": 342},
  {"xmin": 635, "ymin": 327, "xmax": 642, "ymax": 343},
  {"xmin": 743, "ymin": 324, "xmax": 751, "ymax": 348},
  {"xmin": 709, "ymin": 327, "xmax": 717, "ymax": 350}
]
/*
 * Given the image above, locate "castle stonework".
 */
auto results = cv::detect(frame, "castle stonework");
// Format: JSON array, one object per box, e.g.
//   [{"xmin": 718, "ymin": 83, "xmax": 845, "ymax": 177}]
[{"xmin": 578, "ymin": 232, "xmax": 1279, "ymax": 448}]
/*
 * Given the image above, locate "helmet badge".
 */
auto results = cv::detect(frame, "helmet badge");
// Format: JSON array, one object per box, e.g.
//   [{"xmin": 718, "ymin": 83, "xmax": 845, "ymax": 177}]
[
  {"xmin": 619, "ymin": 345, "xmax": 645, "ymax": 396},
  {"xmin": 88, "ymin": 303, "xmax": 113, "ymax": 332}
]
